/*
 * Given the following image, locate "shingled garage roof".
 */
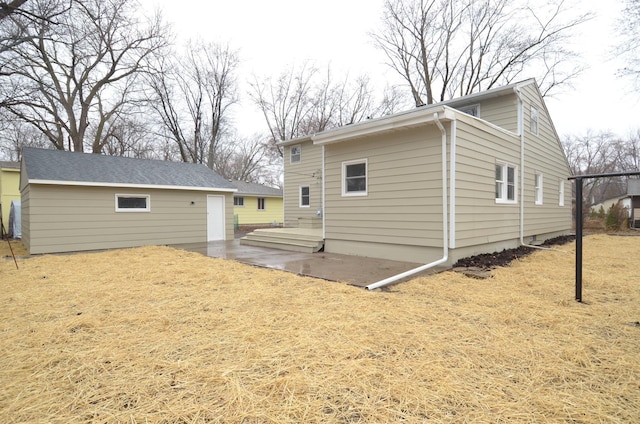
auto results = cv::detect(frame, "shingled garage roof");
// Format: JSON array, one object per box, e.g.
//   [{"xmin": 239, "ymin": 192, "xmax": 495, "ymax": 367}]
[
  {"xmin": 231, "ymin": 180, "xmax": 282, "ymax": 197},
  {"xmin": 21, "ymin": 148, "xmax": 236, "ymax": 192}
]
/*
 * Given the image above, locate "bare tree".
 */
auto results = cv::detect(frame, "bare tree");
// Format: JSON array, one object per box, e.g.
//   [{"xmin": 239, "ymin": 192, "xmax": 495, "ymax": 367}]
[
  {"xmin": 213, "ymin": 133, "xmax": 279, "ymax": 185},
  {"xmin": 372, "ymin": 0, "xmax": 591, "ymax": 106},
  {"xmin": 617, "ymin": 0, "xmax": 640, "ymax": 87},
  {"xmin": 249, "ymin": 62, "xmax": 318, "ymax": 153},
  {"xmin": 562, "ymin": 130, "xmax": 635, "ymax": 208},
  {"xmin": 146, "ymin": 40, "xmax": 239, "ymax": 168},
  {"xmin": 249, "ymin": 63, "xmax": 397, "ymax": 155},
  {"xmin": 0, "ymin": 0, "xmax": 28, "ymax": 20},
  {"xmin": 0, "ymin": 0, "xmax": 167, "ymax": 153},
  {"xmin": 0, "ymin": 111, "xmax": 49, "ymax": 160}
]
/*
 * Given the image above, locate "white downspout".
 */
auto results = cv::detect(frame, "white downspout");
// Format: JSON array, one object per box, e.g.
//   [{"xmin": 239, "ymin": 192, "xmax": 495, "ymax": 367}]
[
  {"xmin": 367, "ymin": 112, "xmax": 449, "ymax": 290},
  {"xmin": 449, "ymin": 120, "xmax": 457, "ymax": 250},
  {"xmin": 516, "ymin": 87, "xmax": 526, "ymax": 247},
  {"xmin": 322, "ymin": 144, "xmax": 326, "ymax": 239}
]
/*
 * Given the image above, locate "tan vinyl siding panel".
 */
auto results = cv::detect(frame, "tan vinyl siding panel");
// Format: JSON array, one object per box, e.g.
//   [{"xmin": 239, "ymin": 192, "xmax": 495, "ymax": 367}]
[
  {"xmin": 26, "ymin": 184, "xmax": 233, "ymax": 254},
  {"xmin": 452, "ymin": 85, "xmax": 571, "ymax": 248},
  {"xmin": 453, "ymin": 92, "xmax": 519, "ymax": 132},
  {"xmin": 453, "ymin": 116, "xmax": 521, "ymax": 247},
  {"xmin": 475, "ymin": 94, "xmax": 519, "ymax": 132},
  {"xmin": 518, "ymin": 83, "xmax": 572, "ymax": 235},
  {"xmin": 282, "ymin": 140, "xmax": 323, "ymax": 227},
  {"xmin": 324, "ymin": 125, "xmax": 446, "ymax": 248}
]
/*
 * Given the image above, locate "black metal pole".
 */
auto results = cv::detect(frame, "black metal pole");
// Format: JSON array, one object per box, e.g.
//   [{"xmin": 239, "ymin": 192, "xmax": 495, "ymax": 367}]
[{"xmin": 575, "ymin": 177, "xmax": 583, "ymax": 302}]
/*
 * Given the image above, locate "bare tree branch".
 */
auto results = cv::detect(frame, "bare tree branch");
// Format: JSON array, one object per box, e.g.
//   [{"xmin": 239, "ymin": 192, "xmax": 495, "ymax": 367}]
[{"xmin": 372, "ymin": 0, "xmax": 591, "ymax": 105}]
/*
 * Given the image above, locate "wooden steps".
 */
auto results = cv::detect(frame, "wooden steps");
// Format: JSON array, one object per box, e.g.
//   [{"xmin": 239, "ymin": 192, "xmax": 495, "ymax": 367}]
[{"xmin": 239, "ymin": 228, "xmax": 324, "ymax": 253}]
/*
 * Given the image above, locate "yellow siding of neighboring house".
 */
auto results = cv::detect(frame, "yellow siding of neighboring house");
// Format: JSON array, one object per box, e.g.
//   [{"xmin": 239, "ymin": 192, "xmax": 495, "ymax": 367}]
[
  {"xmin": 0, "ymin": 167, "xmax": 21, "ymax": 228},
  {"xmin": 234, "ymin": 196, "xmax": 283, "ymax": 226}
]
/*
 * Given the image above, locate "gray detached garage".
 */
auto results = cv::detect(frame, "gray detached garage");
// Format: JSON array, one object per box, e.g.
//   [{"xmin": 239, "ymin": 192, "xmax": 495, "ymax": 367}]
[{"xmin": 20, "ymin": 148, "xmax": 236, "ymax": 255}]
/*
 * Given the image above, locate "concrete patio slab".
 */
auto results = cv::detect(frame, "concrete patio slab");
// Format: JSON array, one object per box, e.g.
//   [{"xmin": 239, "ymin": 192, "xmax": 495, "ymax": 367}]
[{"xmin": 172, "ymin": 239, "xmax": 447, "ymax": 288}]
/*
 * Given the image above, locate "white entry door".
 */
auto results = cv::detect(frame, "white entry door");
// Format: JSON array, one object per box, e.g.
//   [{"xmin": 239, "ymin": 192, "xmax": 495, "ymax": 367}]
[{"xmin": 207, "ymin": 195, "xmax": 225, "ymax": 241}]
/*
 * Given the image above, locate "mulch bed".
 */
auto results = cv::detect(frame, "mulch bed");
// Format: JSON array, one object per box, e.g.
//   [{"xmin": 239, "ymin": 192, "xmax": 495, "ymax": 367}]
[{"xmin": 453, "ymin": 235, "xmax": 576, "ymax": 271}]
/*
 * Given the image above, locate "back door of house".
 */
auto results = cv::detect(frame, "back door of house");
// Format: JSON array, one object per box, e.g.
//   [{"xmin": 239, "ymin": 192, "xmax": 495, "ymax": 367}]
[{"xmin": 207, "ymin": 195, "xmax": 225, "ymax": 241}]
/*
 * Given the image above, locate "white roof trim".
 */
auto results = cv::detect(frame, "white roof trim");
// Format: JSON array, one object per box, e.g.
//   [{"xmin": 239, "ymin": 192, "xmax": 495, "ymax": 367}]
[
  {"xmin": 312, "ymin": 106, "xmax": 456, "ymax": 145},
  {"xmin": 28, "ymin": 179, "xmax": 238, "ymax": 193}
]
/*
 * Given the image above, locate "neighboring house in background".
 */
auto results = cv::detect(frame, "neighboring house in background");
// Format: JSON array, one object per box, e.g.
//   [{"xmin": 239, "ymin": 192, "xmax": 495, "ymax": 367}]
[
  {"xmin": 0, "ymin": 161, "xmax": 20, "ymax": 232},
  {"xmin": 278, "ymin": 78, "xmax": 572, "ymax": 266},
  {"xmin": 590, "ymin": 179, "xmax": 640, "ymax": 228},
  {"xmin": 590, "ymin": 195, "xmax": 632, "ymax": 216},
  {"xmin": 230, "ymin": 180, "xmax": 283, "ymax": 228},
  {"xmin": 20, "ymin": 148, "xmax": 236, "ymax": 254},
  {"xmin": 627, "ymin": 179, "xmax": 640, "ymax": 228}
]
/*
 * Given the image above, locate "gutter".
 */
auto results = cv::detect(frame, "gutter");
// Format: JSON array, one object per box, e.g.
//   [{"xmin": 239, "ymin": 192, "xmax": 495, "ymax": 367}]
[{"xmin": 366, "ymin": 112, "xmax": 450, "ymax": 290}]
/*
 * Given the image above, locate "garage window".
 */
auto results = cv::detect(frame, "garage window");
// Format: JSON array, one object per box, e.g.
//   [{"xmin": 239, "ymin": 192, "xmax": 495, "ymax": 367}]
[{"xmin": 116, "ymin": 194, "xmax": 150, "ymax": 212}]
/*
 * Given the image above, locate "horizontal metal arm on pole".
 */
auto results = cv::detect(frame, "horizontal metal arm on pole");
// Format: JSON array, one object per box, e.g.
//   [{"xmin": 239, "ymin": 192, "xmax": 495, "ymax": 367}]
[{"xmin": 568, "ymin": 171, "xmax": 640, "ymax": 180}]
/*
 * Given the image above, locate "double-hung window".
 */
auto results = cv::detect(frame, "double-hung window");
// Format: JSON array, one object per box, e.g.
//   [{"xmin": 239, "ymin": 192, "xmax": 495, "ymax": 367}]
[
  {"xmin": 530, "ymin": 106, "xmax": 539, "ymax": 135},
  {"xmin": 300, "ymin": 186, "xmax": 310, "ymax": 207},
  {"xmin": 115, "ymin": 194, "xmax": 150, "ymax": 212},
  {"xmin": 534, "ymin": 173, "xmax": 543, "ymax": 205},
  {"xmin": 342, "ymin": 159, "xmax": 367, "ymax": 196},
  {"xmin": 290, "ymin": 145, "xmax": 301, "ymax": 163},
  {"xmin": 495, "ymin": 162, "xmax": 517, "ymax": 203}
]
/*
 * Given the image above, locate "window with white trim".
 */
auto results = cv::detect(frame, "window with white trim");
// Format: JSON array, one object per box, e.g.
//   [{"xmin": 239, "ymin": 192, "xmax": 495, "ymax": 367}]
[
  {"xmin": 300, "ymin": 186, "xmax": 310, "ymax": 207},
  {"xmin": 234, "ymin": 196, "xmax": 244, "ymax": 207},
  {"xmin": 115, "ymin": 194, "xmax": 150, "ymax": 212},
  {"xmin": 495, "ymin": 162, "xmax": 517, "ymax": 203},
  {"xmin": 342, "ymin": 159, "xmax": 367, "ymax": 196},
  {"xmin": 534, "ymin": 173, "xmax": 543, "ymax": 205},
  {"xmin": 559, "ymin": 180, "xmax": 565, "ymax": 206},
  {"xmin": 290, "ymin": 145, "xmax": 301, "ymax": 163},
  {"xmin": 530, "ymin": 106, "xmax": 539, "ymax": 135},
  {"xmin": 257, "ymin": 197, "xmax": 266, "ymax": 210}
]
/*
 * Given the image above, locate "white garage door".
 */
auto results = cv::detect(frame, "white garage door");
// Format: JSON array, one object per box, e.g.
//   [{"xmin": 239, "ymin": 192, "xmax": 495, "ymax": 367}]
[{"xmin": 207, "ymin": 195, "xmax": 225, "ymax": 241}]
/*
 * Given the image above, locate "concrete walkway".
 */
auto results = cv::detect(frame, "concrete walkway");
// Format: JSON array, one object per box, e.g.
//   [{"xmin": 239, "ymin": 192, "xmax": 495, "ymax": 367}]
[{"xmin": 172, "ymin": 239, "xmax": 446, "ymax": 288}]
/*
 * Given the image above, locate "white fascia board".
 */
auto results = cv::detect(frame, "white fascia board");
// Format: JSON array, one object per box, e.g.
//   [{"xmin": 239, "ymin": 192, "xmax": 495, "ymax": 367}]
[
  {"xmin": 312, "ymin": 106, "xmax": 456, "ymax": 145},
  {"xmin": 28, "ymin": 179, "xmax": 238, "ymax": 193},
  {"xmin": 277, "ymin": 135, "xmax": 313, "ymax": 147}
]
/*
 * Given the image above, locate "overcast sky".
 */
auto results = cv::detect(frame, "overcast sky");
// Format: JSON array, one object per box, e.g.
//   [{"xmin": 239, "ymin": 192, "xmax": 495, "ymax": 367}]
[{"xmin": 142, "ymin": 0, "xmax": 639, "ymax": 138}]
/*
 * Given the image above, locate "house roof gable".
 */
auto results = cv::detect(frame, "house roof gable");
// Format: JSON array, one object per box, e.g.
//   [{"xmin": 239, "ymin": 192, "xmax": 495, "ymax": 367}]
[
  {"xmin": 21, "ymin": 148, "xmax": 236, "ymax": 192},
  {"xmin": 279, "ymin": 78, "xmax": 538, "ymax": 146}
]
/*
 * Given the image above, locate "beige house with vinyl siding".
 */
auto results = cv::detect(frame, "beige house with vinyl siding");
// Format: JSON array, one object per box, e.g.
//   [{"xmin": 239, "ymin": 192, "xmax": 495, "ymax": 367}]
[
  {"xmin": 282, "ymin": 138, "xmax": 324, "ymax": 228},
  {"xmin": 20, "ymin": 148, "xmax": 236, "ymax": 255},
  {"xmin": 278, "ymin": 79, "xmax": 572, "ymax": 265}
]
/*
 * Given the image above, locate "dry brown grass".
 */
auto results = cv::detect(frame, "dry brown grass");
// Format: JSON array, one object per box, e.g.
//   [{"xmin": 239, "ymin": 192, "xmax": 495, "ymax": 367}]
[{"xmin": 1, "ymin": 235, "xmax": 639, "ymax": 423}]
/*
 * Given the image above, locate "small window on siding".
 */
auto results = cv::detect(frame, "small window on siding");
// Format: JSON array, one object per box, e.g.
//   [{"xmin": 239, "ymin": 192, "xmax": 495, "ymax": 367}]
[
  {"xmin": 495, "ymin": 162, "xmax": 517, "ymax": 204},
  {"xmin": 257, "ymin": 197, "xmax": 266, "ymax": 210},
  {"xmin": 290, "ymin": 145, "xmax": 301, "ymax": 163},
  {"xmin": 300, "ymin": 186, "xmax": 310, "ymax": 207},
  {"xmin": 342, "ymin": 159, "xmax": 367, "ymax": 196},
  {"xmin": 530, "ymin": 106, "xmax": 539, "ymax": 135},
  {"xmin": 234, "ymin": 196, "xmax": 244, "ymax": 207},
  {"xmin": 535, "ymin": 173, "xmax": 543, "ymax": 205},
  {"xmin": 115, "ymin": 194, "xmax": 150, "ymax": 212},
  {"xmin": 559, "ymin": 180, "xmax": 565, "ymax": 206},
  {"xmin": 459, "ymin": 104, "xmax": 480, "ymax": 117}
]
